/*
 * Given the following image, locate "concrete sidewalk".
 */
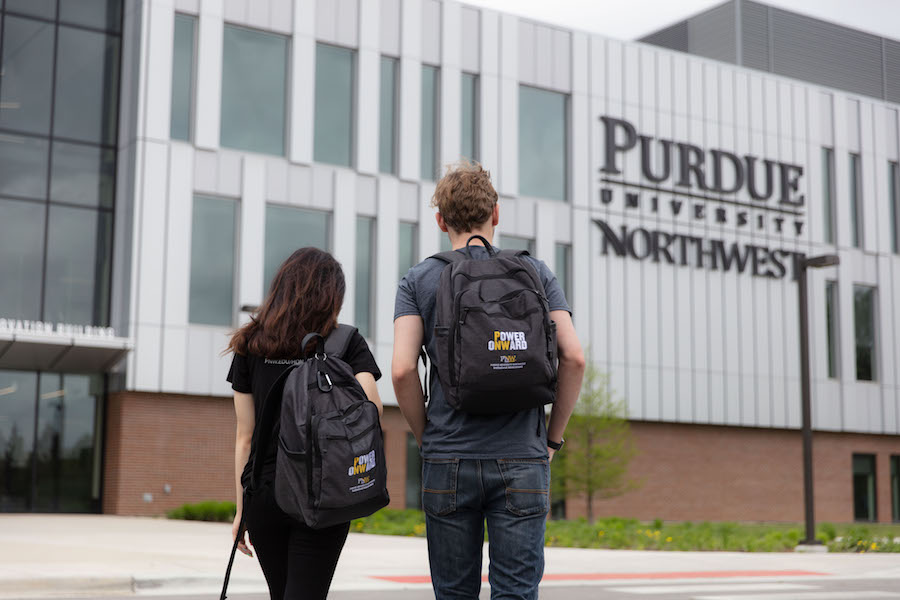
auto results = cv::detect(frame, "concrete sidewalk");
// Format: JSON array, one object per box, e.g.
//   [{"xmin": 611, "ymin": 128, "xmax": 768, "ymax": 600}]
[{"xmin": 1, "ymin": 515, "xmax": 899, "ymax": 598}]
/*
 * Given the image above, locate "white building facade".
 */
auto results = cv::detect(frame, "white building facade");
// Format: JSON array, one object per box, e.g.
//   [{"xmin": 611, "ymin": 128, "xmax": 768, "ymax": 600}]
[{"xmin": 4, "ymin": 0, "xmax": 898, "ymax": 520}]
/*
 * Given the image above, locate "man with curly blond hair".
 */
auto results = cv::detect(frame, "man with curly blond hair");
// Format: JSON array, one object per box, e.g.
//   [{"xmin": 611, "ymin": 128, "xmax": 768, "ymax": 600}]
[{"xmin": 392, "ymin": 161, "xmax": 586, "ymax": 599}]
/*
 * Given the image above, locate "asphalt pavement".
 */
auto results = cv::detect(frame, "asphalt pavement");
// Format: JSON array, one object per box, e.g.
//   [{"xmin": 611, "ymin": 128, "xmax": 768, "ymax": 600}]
[{"xmin": 1, "ymin": 515, "xmax": 899, "ymax": 599}]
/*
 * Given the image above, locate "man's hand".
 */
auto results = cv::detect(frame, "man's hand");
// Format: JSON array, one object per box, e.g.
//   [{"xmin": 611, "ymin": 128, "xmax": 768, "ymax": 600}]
[{"xmin": 548, "ymin": 447, "xmax": 556, "ymax": 462}]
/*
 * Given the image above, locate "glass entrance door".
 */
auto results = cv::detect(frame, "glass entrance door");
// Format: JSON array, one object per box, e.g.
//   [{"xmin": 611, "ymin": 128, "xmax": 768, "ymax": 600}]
[{"xmin": 0, "ymin": 370, "xmax": 103, "ymax": 512}]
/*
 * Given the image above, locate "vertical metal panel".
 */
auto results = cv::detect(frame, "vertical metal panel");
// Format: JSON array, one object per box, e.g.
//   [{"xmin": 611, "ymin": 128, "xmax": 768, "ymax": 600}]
[
  {"xmin": 380, "ymin": 0, "xmax": 401, "ymax": 56},
  {"xmin": 460, "ymin": 6, "xmax": 480, "ymax": 73},
  {"xmin": 552, "ymin": 29, "xmax": 571, "ymax": 92},
  {"xmin": 686, "ymin": 1, "xmax": 736, "ymax": 64},
  {"xmin": 886, "ymin": 39, "xmax": 900, "ymax": 103},
  {"xmin": 740, "ymin": 0, "xmax": 769, "ymax": 70},
  {"xmin": 421, "ymin": 0, "xmax": 441, "ymax": 65}
]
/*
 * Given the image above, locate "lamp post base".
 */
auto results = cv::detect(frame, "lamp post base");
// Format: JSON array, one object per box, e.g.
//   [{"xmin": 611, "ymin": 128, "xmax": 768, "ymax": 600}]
[{"xmin": 795, "ymin": 541, "xmax": 827, "ymax": 553}]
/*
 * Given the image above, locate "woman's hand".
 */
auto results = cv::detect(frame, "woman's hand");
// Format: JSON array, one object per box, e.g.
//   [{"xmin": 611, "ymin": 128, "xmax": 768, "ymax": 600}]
[{"xmin": 232, "ymin": 513, "xmax": 253, "ymax": 557}]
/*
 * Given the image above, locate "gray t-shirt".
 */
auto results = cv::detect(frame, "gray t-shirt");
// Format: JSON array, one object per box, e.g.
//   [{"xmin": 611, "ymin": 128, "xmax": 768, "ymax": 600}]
[{"xmin": 394, "ymin": 246, "xmax": 571, "ymax": 459}]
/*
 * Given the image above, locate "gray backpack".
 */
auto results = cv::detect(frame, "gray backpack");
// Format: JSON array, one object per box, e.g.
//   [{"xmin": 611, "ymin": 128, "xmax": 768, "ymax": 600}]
[
  {"xmin": 249, "ymin": 325, "xmax": 389, "ymax": 529},
  {"xmin": 430, "ymin": 235, "xmax": 558, "ymax": 414}
]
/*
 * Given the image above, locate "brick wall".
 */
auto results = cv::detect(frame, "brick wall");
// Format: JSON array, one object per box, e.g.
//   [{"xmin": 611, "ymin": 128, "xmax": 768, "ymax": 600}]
[
  {"xmin": 104, "ymin": 398, "xmax": 899, "ymax": 523},
  {"xmin": 563, "ymin": 421, "xmax": 900, "ymax": 524},
  {"xmin": 102, "ymin": 392, "xmax": 417, "ymax": 516},
  {"xmin": 103, "ymin": 391, "xmax": 236, "ymax": 516}
]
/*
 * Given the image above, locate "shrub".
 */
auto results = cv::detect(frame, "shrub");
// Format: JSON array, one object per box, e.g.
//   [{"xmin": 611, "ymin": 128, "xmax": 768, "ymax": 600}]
[{"xmin": 167, "ymin": 500, "xmax": 236, "ymax": 522}]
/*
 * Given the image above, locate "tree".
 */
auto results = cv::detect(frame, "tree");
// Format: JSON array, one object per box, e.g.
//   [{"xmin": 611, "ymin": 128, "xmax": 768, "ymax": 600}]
[{"xmin": 551, "ymin": 358, "xmax": 639, "ymax": 522}]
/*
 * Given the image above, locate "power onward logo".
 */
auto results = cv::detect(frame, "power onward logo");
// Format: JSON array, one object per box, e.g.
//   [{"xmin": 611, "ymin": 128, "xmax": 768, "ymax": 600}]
[
  {"xmin": 488, "ymin": 331, "xmax": 528, "ymax": 371},
  {"xmin": 487, "ymin": 330, "xmax": 528, "ymax": 351},
  {"xmin": 348, "ymin": 450, "xmax": 376, "ymax": 476}
]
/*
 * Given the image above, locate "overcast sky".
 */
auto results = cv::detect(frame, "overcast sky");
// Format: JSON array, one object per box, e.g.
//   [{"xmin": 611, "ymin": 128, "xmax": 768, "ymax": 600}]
[{"xmin": 458, "ymin": 0, "xmax": 900, "ymax": 42}]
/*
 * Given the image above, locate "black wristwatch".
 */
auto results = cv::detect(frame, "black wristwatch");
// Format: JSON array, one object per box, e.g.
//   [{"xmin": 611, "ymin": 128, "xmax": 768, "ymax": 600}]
[{"xmin": 547, "ymin": 438, "xmax": 565, "ymax": 451}]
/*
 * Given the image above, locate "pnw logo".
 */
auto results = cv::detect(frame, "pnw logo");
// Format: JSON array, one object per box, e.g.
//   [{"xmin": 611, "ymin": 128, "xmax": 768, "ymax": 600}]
[
  {"xmin": 348, "ymin": 450, "xmax": 376, "ymax": 476},
  {"xmin": 487, "ymin": 331, "xmax": 528, "ymax": 351}
]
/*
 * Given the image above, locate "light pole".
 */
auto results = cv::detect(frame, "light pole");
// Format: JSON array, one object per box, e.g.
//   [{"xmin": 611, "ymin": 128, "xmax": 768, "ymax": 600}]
[{"xmin": 797, "ymin": 253, "xmax": 839, "ymax": 546}]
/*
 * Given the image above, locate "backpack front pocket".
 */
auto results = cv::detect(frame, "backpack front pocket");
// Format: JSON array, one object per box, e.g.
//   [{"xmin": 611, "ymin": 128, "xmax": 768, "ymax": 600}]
[{"xmin": 313, "ymin": 401, "xmax": 385, "ymax": 509}]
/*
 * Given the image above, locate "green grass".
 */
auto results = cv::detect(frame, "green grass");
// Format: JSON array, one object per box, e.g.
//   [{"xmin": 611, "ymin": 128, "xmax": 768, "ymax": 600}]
[{"xmin": 349, "ymin": 509, "xmax": 900, "ymax": 552}]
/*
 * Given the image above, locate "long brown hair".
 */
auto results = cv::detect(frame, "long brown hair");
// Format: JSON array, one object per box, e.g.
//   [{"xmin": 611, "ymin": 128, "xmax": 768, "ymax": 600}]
[{"xmin": 228, "ymin": 247, "xmax": 345, "ymax": 358}]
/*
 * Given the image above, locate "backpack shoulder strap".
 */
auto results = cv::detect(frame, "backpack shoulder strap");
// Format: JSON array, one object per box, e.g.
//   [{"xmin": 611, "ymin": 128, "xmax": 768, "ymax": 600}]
[
  {"xmin": 429, "ymin": 250, "xmax": 466, "ymax": 265},
  {"xmin": 324, "ymin": 323, "xmax": 357, "ymax": 359},
  {"xmin": 497, "ymin": 248, "xmax": 529, "ymax": 259},
  {"xmin": 249, "ymin": 363, "xmax": 297, "ymax": 491}
]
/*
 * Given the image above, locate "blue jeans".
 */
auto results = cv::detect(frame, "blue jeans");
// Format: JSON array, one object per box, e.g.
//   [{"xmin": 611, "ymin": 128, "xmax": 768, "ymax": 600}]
[{"xmin": 422, "ymin": 458, "xmax": 549, "ymax": 600}]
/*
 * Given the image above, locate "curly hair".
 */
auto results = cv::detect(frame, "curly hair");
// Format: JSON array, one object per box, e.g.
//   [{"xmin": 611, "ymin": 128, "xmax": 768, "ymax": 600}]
[{"xmin": 430, "ymin": 161, "xmax": 498, "ymax": 233}]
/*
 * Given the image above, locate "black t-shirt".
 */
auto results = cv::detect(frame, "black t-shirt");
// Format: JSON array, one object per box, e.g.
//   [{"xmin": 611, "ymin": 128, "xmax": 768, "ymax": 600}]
[{"xmin": 227, "ymin": 331, "xmax": 382, "ymax": 487}]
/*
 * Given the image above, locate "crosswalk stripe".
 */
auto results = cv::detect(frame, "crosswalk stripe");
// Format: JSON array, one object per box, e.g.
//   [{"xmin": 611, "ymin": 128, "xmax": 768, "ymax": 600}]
[
  {"xmin": 694, "ymin": 591, "xmax": 900, "ymax": 600},
  {"xmin": 608, "ymin": 583, "xmax": 817, "ymax": 595}
]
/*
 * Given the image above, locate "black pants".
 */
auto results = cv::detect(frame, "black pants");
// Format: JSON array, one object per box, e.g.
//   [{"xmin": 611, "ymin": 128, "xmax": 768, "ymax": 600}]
[{"xmin": 244, "ymin": 482, "xmax": 350, "ymax": 600}]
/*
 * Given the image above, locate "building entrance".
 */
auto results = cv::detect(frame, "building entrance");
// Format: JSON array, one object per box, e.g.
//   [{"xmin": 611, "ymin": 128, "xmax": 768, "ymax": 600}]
[{"xmin": 0, "ymin": 370, "xmax": 104, "ymax": 513}]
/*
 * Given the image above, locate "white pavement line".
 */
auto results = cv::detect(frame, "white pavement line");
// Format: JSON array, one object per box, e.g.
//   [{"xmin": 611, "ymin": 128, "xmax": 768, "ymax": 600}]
[
  {"xmin": 607, "ymin": 583, "xmax": 817, "ymax": 595},
  {"xmin": 694, "ymin": 591, "xmax": 900, "ymax": 600}
]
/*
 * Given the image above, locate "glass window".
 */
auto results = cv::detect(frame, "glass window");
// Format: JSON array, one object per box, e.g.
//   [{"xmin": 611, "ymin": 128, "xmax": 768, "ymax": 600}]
[
  {"xmin": 398, "ymin": 222, "xmax": 418, "ymax": 281},
  {"xmin": 170, "ymin": 14, "xmax": 196, "ymax": 142},
  {"xmin": 59, "ymin": 0, "xmax": 122, "ymax": 32},
  {"xmin": 853, "ymin": 285, "xmax": 877, "ymax": 382},
  {"xmin": 221, "ymin": 25, "xmax": 288, "ymax": 156},
  {"xmin": 498, "ymin": 235, "xmax": 535, "ymax": 254},
  {"xmin": 314, "ymin": 43, "xmax": 354, "ymax": 167},
  {"xmin": 822, "ymin": 148, "xmax": 835, "ymax": 245},
  {"xmin": 355, "ymin": 216, "xmax": 375, "ymax": 338},
  {"xmin": 421, "ymin": 65, "xmax": 439, "ymax": 181},
  {"xmin": 50, "ymin": 142, "xmax": 116, "ymax": 208},
  {"xmin": 34, "ymin": 374, "xmax": 102, "ymax": 512},
  {"xmin": 405, "ymin": 432, "xmax": 422, "ymax": 510},
  {"xmin": 0, "ymin": 133, "xmax": 49, "ymax": 200},
  {"xmin": 890, "ymin": 161, "xmax": 899, "ymax": 255},
  {"xmin": 439, "ymin": 234, "xmax": 452, "ymax": 253},
  {"xmin": 519, "ymin": 85, "xmax": 567, "ymax": 201},
  {"xmin": 5, "ymin": 0, "xmax": 57, "ymax": 19},
  {"xmin": 892, "ymin": 456, "xmax": 900, "ymax": 522},
  {"xmin": 264, "ymin": 206, "xmax": 330, "ymax": 296},
  {"xmin": 0, "ymin": 370, "xmax": 39, "ymax": 512},
  {"xmin": 53, "ymin": 26, "xmax": 120, "ymax": 145},
  {"xmin": 379, "ymin": 56, "xmax": 398, "ymax": 174},
  {"xmin": 853, "ymin": 454, "xmax": 877, "ymax": 522},
  {"xmin": 189, "ymin": 196, "xmax": 236, "ymax": 326},
  {"xmin": 0, "ymin": 199, "xmax": 46, "ymax": 321},
  {"xmin": 43, "ymin": 205, "xmax": 112, "ymax": 326},
  {"xmin": 0, "ymin": 16, "xmax": 55, "ymax": 135},
  {"xmin": 825, "ymin": 280, "xmax": 839, "ymax": 379},
  {"xmin": 461, "ymin": 73, "xmax": 478, "ymax": 162},
  {"xmin": 555, "ymin": 243, "xmax": 572, "ymax": 303},
  {"xmin": 849, "ymin": 153, "xmax": 863, "ymax": 248}
]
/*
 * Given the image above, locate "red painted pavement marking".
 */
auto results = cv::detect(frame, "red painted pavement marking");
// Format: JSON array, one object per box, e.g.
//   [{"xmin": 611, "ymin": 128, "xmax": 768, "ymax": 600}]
[{"xmin": 373, "ymin": 570, "xmax": 828, "ymax": 584}]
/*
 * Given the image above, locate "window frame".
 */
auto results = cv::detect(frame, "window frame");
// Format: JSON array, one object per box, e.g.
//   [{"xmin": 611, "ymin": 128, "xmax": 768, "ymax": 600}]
[
  {"xmin": 852, "ymin": 453, "xmax": 877, "ymax": 522},
  {"xmin": 849, "ymin": 153, "xmax": 863, "ymax": 248},
  {"xmin": 188, "ymin": 194, "xmax": 239, "ymax": 327},
  {"xmin": 825, "ymin": 279, "xmax": 840, "ymax": 379},
  {"xmin": 170, "ymin": 12, "xmax": 198, "ymax": 142},
  {"xmin": 314, "ymin": 41, "xmax": 356, "ymax": 167},
  {"xmin": 822, "ymin": 147, "xmax": 836, "ymax": 245},
  {"xmin": 420, "ymin": 64, "xmax": 440, "ymax": 181},
  {"xmin": 852, "ymin": 284, "xmax": 878, "ymax": 382},
  {"xmin": 518, "ymin": 84, "xmax": 569, "ymax": 202}
]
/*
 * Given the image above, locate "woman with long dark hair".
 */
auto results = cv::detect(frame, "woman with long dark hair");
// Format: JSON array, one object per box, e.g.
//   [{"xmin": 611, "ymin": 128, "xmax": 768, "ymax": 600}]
[{"xmin": 226, "ymin": 247, "xmax": 382, "ymax": 600}]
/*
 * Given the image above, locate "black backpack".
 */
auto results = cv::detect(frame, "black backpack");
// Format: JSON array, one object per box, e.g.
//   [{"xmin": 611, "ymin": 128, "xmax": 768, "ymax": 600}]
[
  {"xmin": 249, "ymin": 324, "xmax": 389, "ymax": 529},
  {"xmin": 430, "ymin": 235, "xmax": 558, "ymax": 414}
]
